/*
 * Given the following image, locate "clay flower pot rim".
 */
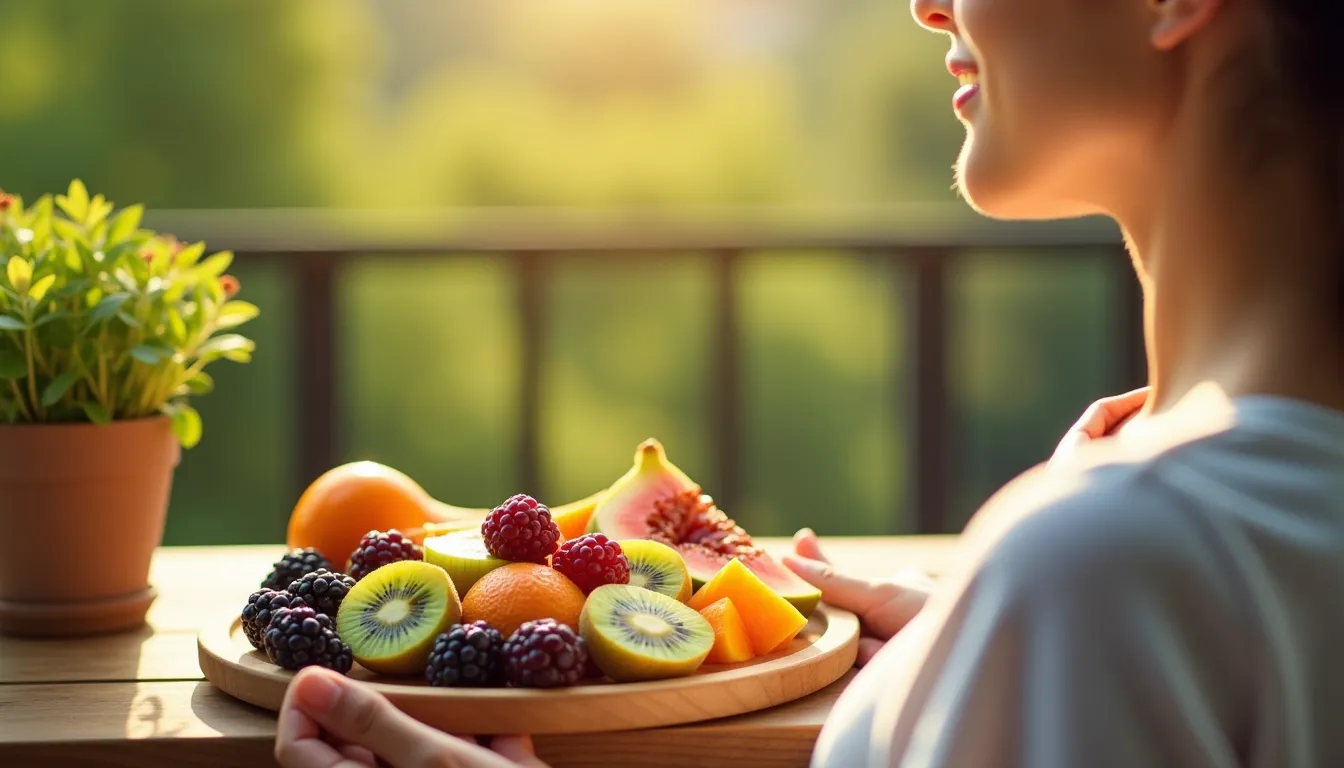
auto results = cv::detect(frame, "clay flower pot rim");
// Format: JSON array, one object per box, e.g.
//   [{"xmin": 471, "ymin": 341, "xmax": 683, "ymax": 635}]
[{"xmin": 0, "ymin": 414, "xmax": 170, "ymax": 433}]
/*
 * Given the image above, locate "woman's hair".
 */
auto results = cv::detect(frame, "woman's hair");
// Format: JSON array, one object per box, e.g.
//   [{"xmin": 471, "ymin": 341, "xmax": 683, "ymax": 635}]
[{"xmin": 1258, "ymin": 0, "xmax": 1344, "ymax": 313}]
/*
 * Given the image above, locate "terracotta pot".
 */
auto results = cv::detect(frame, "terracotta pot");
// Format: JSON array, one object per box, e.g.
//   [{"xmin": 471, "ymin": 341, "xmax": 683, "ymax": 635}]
[{"xmin": 0, "ymin": 416, "xmax": 180, "ymax": 636}]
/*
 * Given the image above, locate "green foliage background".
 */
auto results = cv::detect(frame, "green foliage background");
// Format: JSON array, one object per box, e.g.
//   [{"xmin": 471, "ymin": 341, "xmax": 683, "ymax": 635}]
[{"xmin": 0, "ymin": 0, "xmax": 1130, "ymax": 544}]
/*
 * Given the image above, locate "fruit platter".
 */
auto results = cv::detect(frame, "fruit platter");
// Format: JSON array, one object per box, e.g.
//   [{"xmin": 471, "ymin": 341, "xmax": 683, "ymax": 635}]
[{"xmin": 199, "ymin": 439, "xmax": 859, "ymax": 734}]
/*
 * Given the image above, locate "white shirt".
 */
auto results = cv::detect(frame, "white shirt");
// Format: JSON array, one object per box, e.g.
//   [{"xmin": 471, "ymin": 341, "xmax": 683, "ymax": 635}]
[{"xmin": 812, "ymin": 388, "xmax": 1344, "ymax": 768}]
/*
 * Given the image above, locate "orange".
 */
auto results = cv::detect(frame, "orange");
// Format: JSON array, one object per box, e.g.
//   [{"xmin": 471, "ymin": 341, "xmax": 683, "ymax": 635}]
[
  {"xmin": 461, "ymin": 562, "xmax": 586, "ymax": 638},
  {"xmin": 688, "ymin": 559, "xmax": 807, "ymax": 656},
  {"xmin": 287, "ymin": 462, "xmax": 437, "ymax": 566},
  {"xmin": 698, "ymin": 598, "xmax": 756, "ymax": 664}
]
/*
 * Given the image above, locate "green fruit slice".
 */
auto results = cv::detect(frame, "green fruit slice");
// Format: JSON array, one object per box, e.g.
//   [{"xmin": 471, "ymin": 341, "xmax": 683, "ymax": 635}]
[
  {"xmin": 618, "ymin": 538, "xmax": 692, "ymax": 603},
  {"xmin": 589, "ymin": 439, "xmax": 821, "ymax": 616},
  {"xmin": 423, "ymin": 528, "xmax": 507, "ymax": 596},
  {"xmin": 336, "ymin": 560, "xmax": 462, "ymax": 676},
  {"xmin": 579, "ymin": 583, "xmax": 714, "ymax": 682}
]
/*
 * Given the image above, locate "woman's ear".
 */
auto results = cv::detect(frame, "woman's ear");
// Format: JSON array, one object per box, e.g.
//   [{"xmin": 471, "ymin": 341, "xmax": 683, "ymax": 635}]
[{"xmin": 1149, "ymin": 0, "xmax": 1223, "ymax": 51}]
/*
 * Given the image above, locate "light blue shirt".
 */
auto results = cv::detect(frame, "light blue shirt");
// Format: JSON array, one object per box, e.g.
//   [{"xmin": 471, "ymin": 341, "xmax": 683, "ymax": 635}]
[{"xmin": 812, "ymin": 389, "xmax": 1344, "ymax": 767}]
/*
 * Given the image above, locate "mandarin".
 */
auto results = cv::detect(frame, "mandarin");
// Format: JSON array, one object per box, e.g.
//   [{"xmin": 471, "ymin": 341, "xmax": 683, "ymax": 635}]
[{"xmin": 461, "ymin": 562, "xmax": 586, "ymax": 638}]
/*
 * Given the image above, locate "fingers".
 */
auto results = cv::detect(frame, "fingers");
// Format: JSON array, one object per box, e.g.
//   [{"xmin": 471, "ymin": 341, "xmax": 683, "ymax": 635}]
[
  {"xmin": 276, "ymin": 700, "xmax": 356, "ymax": 768},
  {"xmin": 856, "ymin": 638, "xmax": 885, "ymax": 667},
  {"xmin": 280, "ymin": 668, "xmax": 476, "ymax": 768},
  {"xmin": 791, "ymin": 528, "xmax": 829, "ymax": 564},
  {"xmin": 489, "ymin": 735, "xmax": 550, "ymax": 767},
  {"xmin": 782, "ymin": 553, "xmax": 901, "ymax": 618}
]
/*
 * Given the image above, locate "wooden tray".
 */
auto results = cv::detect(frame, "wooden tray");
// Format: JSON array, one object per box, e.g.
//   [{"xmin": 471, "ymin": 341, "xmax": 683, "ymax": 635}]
[{"xmin": 199, "ymin": 603, "xmax": 858, "ymax": 734}]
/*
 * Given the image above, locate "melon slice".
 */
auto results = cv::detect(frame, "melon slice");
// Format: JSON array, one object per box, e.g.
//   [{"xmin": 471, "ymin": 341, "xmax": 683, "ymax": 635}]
[
  {"xmin": 698, "ymin": 597, "xmax": 756, "ymax": 664},
  {"xmin": 589, "ymin": 439, "xmax": 822, "ymax": 617},
  {"xmin": 688, "ymin": 559, "xmax": 808, "ymax": 656},
  {"xmin": 551, "ymin": 489, "xmax": 605, "ymax": 541}
]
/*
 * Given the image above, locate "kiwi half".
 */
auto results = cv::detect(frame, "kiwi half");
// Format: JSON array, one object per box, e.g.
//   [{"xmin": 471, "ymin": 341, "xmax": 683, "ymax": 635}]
[
  {"xmin": 423, "ymin": 528, "xmax": 507, "ymax": 596},
  {"xmin": 619, "ymin": 539, "xmax": 693, "ymax": 603},
  {"xmin": 336, "ymin": 560, "xmax": 461, "ymax": 675},
  {"xmin": 579, "ymin": 584, "xmax": 714, "ymax": 682}
]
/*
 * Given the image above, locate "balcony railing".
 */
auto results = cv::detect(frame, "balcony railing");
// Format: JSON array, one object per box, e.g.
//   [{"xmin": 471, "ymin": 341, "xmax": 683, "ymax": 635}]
[{"xmin": 147, "ymin": 206, "xmax": 1140, "ymax": 535}]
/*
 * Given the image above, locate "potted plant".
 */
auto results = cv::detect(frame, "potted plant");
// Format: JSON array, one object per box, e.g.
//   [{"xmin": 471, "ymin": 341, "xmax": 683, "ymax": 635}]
[{"xmin": 0, "ymin": 180, "xmax": 258, "ymax": 636}]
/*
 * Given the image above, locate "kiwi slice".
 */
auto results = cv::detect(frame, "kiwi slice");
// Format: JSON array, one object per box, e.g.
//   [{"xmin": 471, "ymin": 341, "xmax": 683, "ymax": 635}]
[
  {"xmin": 579, "ymin": 584, "xmax": 714, "ymax": 682},
  {"xmin": 619, "ymin": 539, "xmax": 693, "ymax": 603},
  {"xmin": 423, "ymin": 528, "xmax": 507, "ymax": 596},
  {"xmin": 336, "ymin": 560, "xmax": 462, "ymax": 676}
]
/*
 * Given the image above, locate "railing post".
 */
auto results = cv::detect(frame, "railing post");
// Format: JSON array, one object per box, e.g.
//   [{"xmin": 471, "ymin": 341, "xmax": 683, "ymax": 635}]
[
  {"xmin": 294, "ymin": 252, "xmax": 341, "ymax": 499},
  {"xmin": 516, "ymin": 252, "xmax": 544, "ymax": 499},
  {"xmin": 907, "ymin": 248, "xmax": 951, "ymax": 534},
  {"xmin": 711, "ymin": 249, "xmax": 741, "ymax": 514}
]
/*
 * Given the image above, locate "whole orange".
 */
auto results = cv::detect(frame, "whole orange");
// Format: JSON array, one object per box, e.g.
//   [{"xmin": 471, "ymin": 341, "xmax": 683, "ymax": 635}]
[
  {"xmin": 286, "ymin": 462, "xmax": 435, "ymax": 566},
  {"xmin": 461, "ymin": 563, "xmax": 586, "ymax": 638}
]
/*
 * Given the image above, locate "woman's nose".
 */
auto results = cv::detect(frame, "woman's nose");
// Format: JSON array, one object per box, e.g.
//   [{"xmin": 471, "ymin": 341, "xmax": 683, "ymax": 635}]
[{"xmin": 911, "ymin": 0, "xmax": 956, "ymax": 33}]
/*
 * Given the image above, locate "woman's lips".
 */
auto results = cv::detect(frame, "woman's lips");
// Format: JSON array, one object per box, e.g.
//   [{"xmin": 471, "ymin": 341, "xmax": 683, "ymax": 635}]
[{"xmin": 953, "ymin": 82, "xmax": 980, "ymax": 111}]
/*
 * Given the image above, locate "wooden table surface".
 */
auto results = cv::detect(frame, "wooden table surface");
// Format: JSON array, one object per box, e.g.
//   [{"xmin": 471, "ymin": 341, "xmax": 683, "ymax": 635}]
[{"xmin": 0, "ymin": 536, "xmax": 959, "ymax": 768}]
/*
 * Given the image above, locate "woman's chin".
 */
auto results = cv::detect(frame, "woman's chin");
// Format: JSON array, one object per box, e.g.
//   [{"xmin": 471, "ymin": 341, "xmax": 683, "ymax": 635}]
[{"xmin": 955, "ymin": 142, "xmax": 1102, "ymax": 221}]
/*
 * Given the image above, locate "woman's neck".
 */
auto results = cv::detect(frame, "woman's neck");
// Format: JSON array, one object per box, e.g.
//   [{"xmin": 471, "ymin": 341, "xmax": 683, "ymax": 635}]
[{"xmin": 1115, "ymin": 98, "xmax": 1344, "ymax": 419}]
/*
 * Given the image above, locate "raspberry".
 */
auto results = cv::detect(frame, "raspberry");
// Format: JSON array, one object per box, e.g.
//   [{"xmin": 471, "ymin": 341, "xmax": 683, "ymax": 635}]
[
  {"xmin": 551, "ymin": 533, "xmax": 630, "ymax": 594},
  {"xmin": 263, "ymin": 606, "xmax": 352, "ymax": 673},
  {"xmin": 425, "ymin": 621, "xmax": 506, "ymax": 687},
  {"xmin": 481, "ymin": 494, "xmax": 561, "ymax": 564},
  {"xmin": 287, "ymin": 569, "xmax": 357, "ymax": 618},
  {"xmin": 348, "ymin": 529, "xmax": 423, "ymax": 581},
  {"xmin": 240, "ymin": 588, "xmax": 297, "ymax": 651},
  {"xmin": 501, "ymin": 618, "xmax": 588, "ymax": 688},
  {"xmin": 261, "ymin": 548, "xmax": 332, "ymax": 591}
]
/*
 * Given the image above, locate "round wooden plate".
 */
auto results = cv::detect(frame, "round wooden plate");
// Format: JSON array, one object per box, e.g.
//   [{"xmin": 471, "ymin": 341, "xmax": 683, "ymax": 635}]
[{"xmin": 199, "ymin": 603, "xmax": 858, "ymax": 734}]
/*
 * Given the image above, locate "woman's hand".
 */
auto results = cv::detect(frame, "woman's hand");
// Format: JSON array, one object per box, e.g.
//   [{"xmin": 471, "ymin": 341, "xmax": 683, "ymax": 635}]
[
  {"xmin": 1051, "ymin": 386, "xmax": 1149, "ymax": 463},
  {"xmin": 782, "ymin": 528, "xmax": 934, "ymax": 667},
  {"xmin": 275, "ymin": 666, "xmax": 549, "ymax": 768}
]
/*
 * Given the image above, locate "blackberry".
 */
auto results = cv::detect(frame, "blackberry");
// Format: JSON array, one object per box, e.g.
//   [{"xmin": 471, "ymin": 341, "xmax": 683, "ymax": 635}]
[
  {"xmin": 261, "ymin": 548, "xmax": 332, "ymax": 591},
  {"xmin": 240, "ymin": 588, "xmax": 298, "ymax": 651},
  {"xmin": 425, "ymin": 621, "xmax": 506, "ymax": 687},
  {"xmin": 287, "ymin": 568, "xmax": 357, "ymax": 617},
  {"xmin": 501, "ymin": 618, "xmax": 588, "ymax": 689},
  {"xmin": 481, "ymin": 494, "xmax": 561, "ymax": 564},
  {"xmin": 263, "ymin": 606, "xmax": 352, "ymax": 673},
  {"xmin": 348, "ymin": 529, "xmax": 423, "ymax": 581},
  {"xmin": 551, "ymin": 533, "xmax": 630, "ymax": 595}
]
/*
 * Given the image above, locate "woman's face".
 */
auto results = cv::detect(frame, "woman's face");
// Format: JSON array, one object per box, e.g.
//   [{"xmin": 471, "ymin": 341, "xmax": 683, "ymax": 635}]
[{"xmin": 912, "ymin": 0, "xmax": 1174, "ymax": 220}]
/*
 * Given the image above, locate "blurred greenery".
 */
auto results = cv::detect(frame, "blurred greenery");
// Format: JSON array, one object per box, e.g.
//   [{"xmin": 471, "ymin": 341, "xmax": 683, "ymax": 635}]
[{"xmin": 0, "ymin": 0, "xmax": 1130, "ymax": 545}]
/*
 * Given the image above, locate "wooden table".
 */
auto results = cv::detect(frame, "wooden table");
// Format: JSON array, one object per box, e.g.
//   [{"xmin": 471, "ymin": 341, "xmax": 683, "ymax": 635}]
[{"xmin": 0, "ymin": 536, "xmax": 959, "ymax": 768}]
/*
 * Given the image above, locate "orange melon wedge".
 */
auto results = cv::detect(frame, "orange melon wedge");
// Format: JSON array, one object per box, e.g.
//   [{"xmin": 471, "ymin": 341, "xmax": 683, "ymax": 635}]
[
  {"xmin": 688, "ymin": 559, "xmax": 808, "ymax": 656},
  {"xmin": 698, "ymin": 598, "xmax": 756, "ymax": 664}
]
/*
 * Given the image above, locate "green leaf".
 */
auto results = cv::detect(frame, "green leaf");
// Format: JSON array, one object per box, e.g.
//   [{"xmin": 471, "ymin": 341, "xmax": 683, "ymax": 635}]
[
  {"xmin": 56, "ymin": 179, "xmax": 90, "ymax": 222},
  {"xmin": 174, "ymin": 242, "xmax": 205, "ymax": 268},
  {"xmin": 51, "ymin": 217, "xmax": 83, "ymax": 246},
  {"xmin": 0, "ymin": 315, "xmax": 27, "ymax": 331},
  {"xmin": 6, "ymin": 257, "xmax": 31, "ymax": 293},
  {"xmin": 130, "ymin": 343, "xmax": 172, "ymax": 365},
  {"xmin": 195, "ymin": 333, "xmax": 254, "ymax": 363},
  {"xmin": 116, "ymin": 310, "xmax": 141, "ymax": 328},
  {"xmin": 185, "ymin": 371, "xmax": 214, "ymax": 395},
  {"xmin": 106, "ymin": 204, "xmax": 143, "ymax": 244},
  {"xmin": 86, "ymin": 195, "xmax": 113, "ymax": 228},
  {"xmin": 216, "ymin": 300, "xmax": 260, "ymax": 329},
  {"xmin": 40, "ymin": 368, "xmax": 80, "ymax": 406},
  {"xmin": 168, "ymin": 403, "xmax": 202, "ymax": 449},
  {"xmin": 167, "ymin": 308, "xmax": 188, "ymax": 345},
  {"xmin": 195, "ymin": 251, "xmax": 233, "ymax": 279},
  {"xmin": 79, "ymin": 400, "xmax": 111, "ymax": 425},
  {"xmin": 27, "ymin": 274, "xmax": 55, "ymax": 303},
  {"xmin": 33, "ymin": 310, "xmax": 70, "ymax": 327},
  {"xmin": 88, "ymin": 294, "xmax": 129, "ymax": 324},
  {"xmin": 0, "ymin": 348, "xmax": 26, "ymax": 379}
]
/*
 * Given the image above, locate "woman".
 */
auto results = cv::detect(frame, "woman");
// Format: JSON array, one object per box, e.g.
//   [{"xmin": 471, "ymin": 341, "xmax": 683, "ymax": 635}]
[{"xmin": 274, "ymin": 0, "xmax": 1344, "ymax": 763}]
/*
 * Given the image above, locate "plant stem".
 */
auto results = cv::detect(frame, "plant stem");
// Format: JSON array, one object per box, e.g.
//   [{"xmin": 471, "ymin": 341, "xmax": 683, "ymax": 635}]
[
  {"xmin": 22, "ymin": 327, "xmax": 42, "ymax": 420},
  {"xmin": 8, "ymin": 380, "xmax": 31, "ymax": 421}
]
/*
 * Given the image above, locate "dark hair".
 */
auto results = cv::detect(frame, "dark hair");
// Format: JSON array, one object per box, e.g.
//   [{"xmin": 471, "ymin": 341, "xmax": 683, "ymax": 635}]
[{"xmin": 1260, "ymin": 0, "xmax": 1344, "ymax": 315}]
